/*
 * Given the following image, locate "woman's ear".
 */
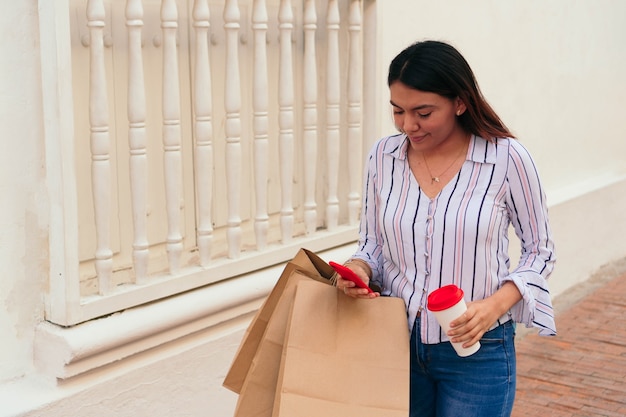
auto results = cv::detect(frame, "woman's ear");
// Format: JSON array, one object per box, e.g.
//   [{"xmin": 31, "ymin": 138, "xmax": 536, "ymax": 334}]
[{"xmin": 455, "ymin": 98, "xmax": 467, "ymax": 116}]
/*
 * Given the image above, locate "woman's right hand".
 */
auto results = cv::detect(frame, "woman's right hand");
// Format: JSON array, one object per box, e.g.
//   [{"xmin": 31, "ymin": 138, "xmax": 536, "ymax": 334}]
[{"xmin": 336, "ymin": 262, "xmax": 379, "ymax": 299}]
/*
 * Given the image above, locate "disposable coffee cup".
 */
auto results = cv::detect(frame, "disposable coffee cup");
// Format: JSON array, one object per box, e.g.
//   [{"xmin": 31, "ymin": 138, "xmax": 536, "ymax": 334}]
[{"xmin": 427, "ymin": 285, "xmax": 480, "ymax": 357}]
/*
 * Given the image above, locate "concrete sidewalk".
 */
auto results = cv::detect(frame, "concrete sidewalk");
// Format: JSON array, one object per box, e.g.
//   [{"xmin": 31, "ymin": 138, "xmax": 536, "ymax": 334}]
[{"xmin": 512, "ymin": 258, "xmax": 626, "ymax": 416}]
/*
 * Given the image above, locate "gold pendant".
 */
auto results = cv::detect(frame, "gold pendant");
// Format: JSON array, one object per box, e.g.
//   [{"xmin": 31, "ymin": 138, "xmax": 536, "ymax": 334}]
[{"xmin": 432, "ymin": 177, "xmax": 440, "ymax": 183}]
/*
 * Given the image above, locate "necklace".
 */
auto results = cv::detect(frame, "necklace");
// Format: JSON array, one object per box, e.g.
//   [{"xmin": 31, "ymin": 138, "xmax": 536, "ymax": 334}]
[{"xmin": 422, "ymin": 148, "xmax": 466, "ymax": 184}]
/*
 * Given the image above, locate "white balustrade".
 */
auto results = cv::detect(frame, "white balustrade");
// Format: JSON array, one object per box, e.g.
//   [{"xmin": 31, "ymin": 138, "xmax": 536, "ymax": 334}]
[
  {"xmin": 347, "ymin": 0, "xmax": 362, "ymax": 225},
  {"xmin": 126, "ymin": 0, "xmax": 149, "ymax": 282},
  {"xmin": 302, "ymin": 0, "xmax": 318, "ymax": 235},
  {"xmin": 192, "ymin": 0, "xmax": 215, "ymax": 266},
  {"xmin": 325, "ymin": 0, "xmax": 340, "ymax": 230},
  {"xmin": 161, "ymin": 0, "xmax": 184, "ymax": 273},
  {"xmin": 87, "ymin": 0, "xmax": 113, "ymax": 294},
  {"xmin": 278, "ymin": 0, "xmax": 295, "ymax": 243},
  {"xmin": 252, "ymin": 0, "xmax": 270, "ymax": 250},
  {"xmin": 53, "ymin": 0, "xmax": 371, "ymax": 325},
  {"xmin": 224, "ymin": 0, "xmax": 243, "ymax": 259}
]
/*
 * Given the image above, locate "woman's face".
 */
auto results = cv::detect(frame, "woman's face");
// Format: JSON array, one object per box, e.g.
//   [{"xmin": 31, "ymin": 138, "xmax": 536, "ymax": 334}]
[{"xmin": 390, "ymin": 81, "xmax": 466, "ymax": 152}]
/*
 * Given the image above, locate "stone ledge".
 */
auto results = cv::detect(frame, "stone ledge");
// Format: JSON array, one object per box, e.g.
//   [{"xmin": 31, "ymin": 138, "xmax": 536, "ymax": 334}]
[
  {"xmin": 34, "ymin": 272, "xmax": 271, "ymax": 380},
  {"xmin": 33, "ymin": 245, "xmax": 356, "ymax": 380}
]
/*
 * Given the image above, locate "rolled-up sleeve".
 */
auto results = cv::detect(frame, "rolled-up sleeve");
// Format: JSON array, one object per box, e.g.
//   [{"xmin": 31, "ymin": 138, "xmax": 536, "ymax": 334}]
[{"xmin": 504, "ymin": 140, "xmax": 557, "ymax": 336}]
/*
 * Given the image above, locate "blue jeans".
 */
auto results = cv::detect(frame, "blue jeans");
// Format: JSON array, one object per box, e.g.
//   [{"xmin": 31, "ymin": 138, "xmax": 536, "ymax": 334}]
[{"xmin": 410, "ymin": 319, "xmax": 516, "ymax": 417}]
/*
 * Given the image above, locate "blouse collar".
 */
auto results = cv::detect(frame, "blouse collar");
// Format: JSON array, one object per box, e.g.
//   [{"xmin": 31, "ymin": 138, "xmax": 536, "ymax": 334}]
[{"xmin": 387, "ymin": 134, "xmax": 499, "ymax": 165}]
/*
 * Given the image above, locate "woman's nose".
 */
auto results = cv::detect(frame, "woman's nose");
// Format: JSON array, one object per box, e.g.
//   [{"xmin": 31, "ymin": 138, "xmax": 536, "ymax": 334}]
[{"xmin": 403, "ymin": 114, "xmax": 419, "ymax": 133}]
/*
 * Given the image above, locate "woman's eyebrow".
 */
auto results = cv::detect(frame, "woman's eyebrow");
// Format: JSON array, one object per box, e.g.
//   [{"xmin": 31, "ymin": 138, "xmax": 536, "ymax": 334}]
[{"xmin": 389, "ymin": 100, "xmax": 435, "ymax": 111}]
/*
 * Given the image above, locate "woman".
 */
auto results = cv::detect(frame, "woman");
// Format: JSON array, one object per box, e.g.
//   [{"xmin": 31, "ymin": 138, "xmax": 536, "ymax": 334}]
[{"xmin": 336, "ymin": 40, "xmax": 556, "ymax": 416}]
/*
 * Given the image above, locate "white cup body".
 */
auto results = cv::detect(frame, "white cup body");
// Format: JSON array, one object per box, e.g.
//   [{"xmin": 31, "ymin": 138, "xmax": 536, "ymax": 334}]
[{"xmin": 431, "ymin": 298, "xmax": 481, "ymax": 357}]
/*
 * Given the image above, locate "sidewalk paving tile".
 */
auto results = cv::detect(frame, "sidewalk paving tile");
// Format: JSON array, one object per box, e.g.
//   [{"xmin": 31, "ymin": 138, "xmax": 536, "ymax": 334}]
[{"xmin": 512, "ymin": 272, "xmax": 626, "ymax": 417}]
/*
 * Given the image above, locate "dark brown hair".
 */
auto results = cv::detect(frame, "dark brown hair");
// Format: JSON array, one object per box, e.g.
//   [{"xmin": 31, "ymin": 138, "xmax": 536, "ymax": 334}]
[{"xmin": 388, "ymin": 40, "xmax": 514, "ymax": 140}]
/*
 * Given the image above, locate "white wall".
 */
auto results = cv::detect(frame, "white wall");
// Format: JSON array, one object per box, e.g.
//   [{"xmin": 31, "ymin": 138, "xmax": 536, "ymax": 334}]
[
  {"xmin": 0, "ymin": 0, "xmax": 47, "ymax": 385},
  {"xmin": 377, "ymin": 0, "xmax": 626, "ymax": 189},
  {"xmin": 1, "ymin": 1, "xmax": 625, "ymax": 417}
]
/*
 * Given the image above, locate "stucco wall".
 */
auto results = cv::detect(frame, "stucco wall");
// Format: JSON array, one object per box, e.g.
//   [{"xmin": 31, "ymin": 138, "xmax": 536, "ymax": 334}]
[
  {"xmin": 376, "ymin": 1, "xmax": 626, "ymax": 193},
  {"xmin": 0, "ymin": 0, "xmax": 47, "ymax": 386},
  {"xmin": 1, "ymin": 1, "xmax": 625, "ymax": 417}
]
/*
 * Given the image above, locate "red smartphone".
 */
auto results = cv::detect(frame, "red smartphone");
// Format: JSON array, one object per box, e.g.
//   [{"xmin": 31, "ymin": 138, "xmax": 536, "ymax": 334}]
[{"xmin": 329, "ymin": 261, "xmax": 374, "ymax": 294}]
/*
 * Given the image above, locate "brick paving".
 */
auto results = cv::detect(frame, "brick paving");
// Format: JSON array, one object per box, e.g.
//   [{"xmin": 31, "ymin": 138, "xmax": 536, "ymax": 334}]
[{"xmin": 512, "ymin": 267, "xmax": 626, "ymax": 417}]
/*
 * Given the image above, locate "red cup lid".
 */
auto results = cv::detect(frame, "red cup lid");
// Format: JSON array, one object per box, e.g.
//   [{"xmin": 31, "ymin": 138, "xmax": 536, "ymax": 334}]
[{"xmin": 427, "ymin": 285, "xmax": 464, "ymax": 311}]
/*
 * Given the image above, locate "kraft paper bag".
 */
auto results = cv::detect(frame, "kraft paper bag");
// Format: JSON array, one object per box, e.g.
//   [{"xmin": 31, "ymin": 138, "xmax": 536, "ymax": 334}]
[
  {"xmin": 223, "ymin": 248, "xmax": 335, "ymax": 394},
  {"xmin": 233, "ymin": 270, "xmax": 318, "ymax": 417},
  {"xmin": 273, "ymin": 279, "xmax": 410, "ymax": 417}
]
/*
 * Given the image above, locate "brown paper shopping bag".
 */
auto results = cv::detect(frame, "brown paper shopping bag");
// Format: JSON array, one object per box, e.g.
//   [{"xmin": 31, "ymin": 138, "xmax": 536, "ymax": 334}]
[
  {"xmin": 223, "ymin": 248, "xmax": 335, "ymax": 394},
  {"xmin": 233, "ymin": 269, "xmax": 319, "ymax": 417},
  {"xmin": 273, "ymin": 279, "xmax": 410, "ymax": 417}
]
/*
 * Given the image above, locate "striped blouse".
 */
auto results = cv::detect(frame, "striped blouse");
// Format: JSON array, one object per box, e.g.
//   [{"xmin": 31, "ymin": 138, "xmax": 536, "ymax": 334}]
[{"xmin": 352, "ymin": 134, "xmax": 556, "ymax": 344}]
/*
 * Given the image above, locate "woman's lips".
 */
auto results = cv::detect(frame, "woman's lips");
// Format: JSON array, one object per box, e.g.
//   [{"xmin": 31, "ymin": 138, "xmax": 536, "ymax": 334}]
[{"xmin": 408, "ymin": 134, "xmax": 427, "ymax": 143}]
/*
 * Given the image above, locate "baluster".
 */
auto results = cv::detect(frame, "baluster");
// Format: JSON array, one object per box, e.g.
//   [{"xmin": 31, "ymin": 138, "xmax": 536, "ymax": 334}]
[
  {"xmin": 278, "ymin": 0, "xmax": 294, "ymax": 243},
  {"xmin": 87, "ymin": 0, "xmax": 113, "ymax": 295},
  {"xmin": 161, "ymin": 0, "xmax": 183, "ymax": 273},
  {"xmin": 224, "ymin": 0, "xmax": 242, "ymax": 258},
  {"xmin": 192, "ymin": 0, "xmax": 214, "ymax": 266},
  {"xmin": 302, "ymin": 0, "xmax": 318, "ymax": 235},
  {"xmin": 347, "ymin": 0, "xmax": 362, "ymax": 225},
  {"xmin": 252, "ymin": 0, "xmax": 269, "ymax": 250},
  {"xmin": 126, "ymin": 0, "xmax": 149, "ymax": 282},
  {"xmin": 325, "ymin": 0, "xmax": 340, "ymax": 230}
]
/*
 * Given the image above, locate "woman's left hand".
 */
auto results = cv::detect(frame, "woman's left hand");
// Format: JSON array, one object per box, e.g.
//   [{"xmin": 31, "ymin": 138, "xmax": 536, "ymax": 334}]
[
  {"xmin": 447, "ymin": 299, "xmax": 501, "ymax": 348},
  {"xmin": 447, "ymin": 282, "xmax": 522, "ymax": 348}
]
